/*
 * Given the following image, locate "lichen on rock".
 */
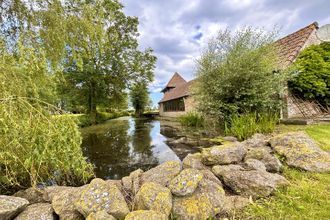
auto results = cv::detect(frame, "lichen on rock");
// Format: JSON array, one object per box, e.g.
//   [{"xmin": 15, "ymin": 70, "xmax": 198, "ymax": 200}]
[
  {"xmin": 270, "ymin": 132, "xmax": 330, "ymax": 173},
  {"xmin": 86, "ymin": 210, "xmax": 117, "ymax": 220},
  {"xmin": 0, "ymin": 195, "xmax": 29, "ymax": 220},
  {"xmin": 169, "ymin": 168, "xmax": 203, "ymax": 196},
  {"xmin": 182, "ymin": 153, "xmax": 209, "ymax": 170},
  {"xmin": 14, "ymin": 203, "xmax": 54, "ymax": 220},
  {"xmin": 201, "ymin": 142, "xmax": 247, "ymax": 165},
  {"xmin": 124, "ymin": 210, "xmax": 167, "ymax": 220},
  {"xmin": 75, "ymin": 178, "xmax": 129, "ymax": 219},
  {"xmin": 134, "ymin": 182, "xmax": 172, "ymax": 216}
]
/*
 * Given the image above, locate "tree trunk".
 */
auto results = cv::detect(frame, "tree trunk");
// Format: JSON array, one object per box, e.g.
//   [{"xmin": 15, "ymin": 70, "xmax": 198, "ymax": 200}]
[{"xmin": 88, "ymin": 82, "xmax": 97, "ymax": 124}]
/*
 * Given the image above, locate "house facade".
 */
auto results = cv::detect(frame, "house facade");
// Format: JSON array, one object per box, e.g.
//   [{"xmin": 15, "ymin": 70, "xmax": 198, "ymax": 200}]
[{"xmin": 159, "ymin": 22, "xmax": 329, "ymax": 118}]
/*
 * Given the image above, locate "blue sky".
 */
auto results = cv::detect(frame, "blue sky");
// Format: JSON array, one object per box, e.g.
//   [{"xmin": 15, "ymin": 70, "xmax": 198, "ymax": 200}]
[{"xmin": 122, "ymin": 0, "xmax": 330, "ymax": 107}]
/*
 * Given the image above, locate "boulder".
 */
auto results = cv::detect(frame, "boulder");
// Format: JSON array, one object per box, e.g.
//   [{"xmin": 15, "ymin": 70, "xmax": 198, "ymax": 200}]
[
  {"xmin": 223, "ymin": 136, "xmax": 238, "ymax": 142},
  {"xmin": 52, "ymin": 186, "xmax": 84, "ymax": 220},
  {"xmin": 134, "ymin": 182, "xmax": 172, "ymax": 216},
  {"xmin": 14, "ymin": 203, "xmax": 54, "ymax": 220},
  {"xmin": 244, "ymin": 159, "xmax": 267, "ymax": 171},
  {"xmin": 13, "ymin": 188, "xmax": 46, "ymax": 204},
  {"xmin": 199, "ymin": 169, "xmax": 223, "ymax": 187},
  {"xmin": 0, "ymin": 195, "xmax": 29, "ymax": 220},
  {"xmin": 86, "ymin": 210, "xmax": 117, "ymax": 220},
  {"xmin": 201, "ymin": 142, "xmax": 247, "ymax": 165},
  {"xmin": 169, "ymin": 169, "xmax": 203, "ymax": 196},
  {"xmin": 270, "ymin": 132, "xmax": 330, "ymax": 173},
  {"xmin": 172, "ymin": 178, "xmax": 225, "ymax": 219},
  {"xmin": 75, "ymin": 178, "xmax": 129, "ymax": 219},
  {"xmin": 243, "ymin": 133, "xmax": 269, "ymax": 148},
  {"xmin": 212, "ymin": 165, "xmax": 288, "ymax": 199},
  {"xmin": 121, "ymin": 169, "xmax": 143, "ymax": 196},
  {"xmin": 220, "ymin": 196, "xmax": 250, "ymax": 216},
  {"xmin": 182, "ymin": 153, "xmax": 209, "ymax": 170},
  {"xmin": 124, "ymin": 210, "xmax": 167, "ymax": 220},
  {"xmin": 245, "ymin": 148, "xmax": 282, "ymax": 173},
  {"xmin": 44, "ymin": 186, "xmax": 76, "ymax": 202},
  {"xmin": 141, "ymin": 161, "xmax": 181, "ymax": 187}
]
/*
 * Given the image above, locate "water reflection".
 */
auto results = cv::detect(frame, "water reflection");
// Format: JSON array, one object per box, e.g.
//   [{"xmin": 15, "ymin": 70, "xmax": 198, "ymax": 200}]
[{"xmin": 81, "ymin": 117, "xmax": 180, "ymax": 179}]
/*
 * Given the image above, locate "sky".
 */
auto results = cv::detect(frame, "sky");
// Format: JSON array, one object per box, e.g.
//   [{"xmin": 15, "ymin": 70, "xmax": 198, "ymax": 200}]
[{"xmin": 122, "ymin": 0, "xmax": 330, "ymax": 107}]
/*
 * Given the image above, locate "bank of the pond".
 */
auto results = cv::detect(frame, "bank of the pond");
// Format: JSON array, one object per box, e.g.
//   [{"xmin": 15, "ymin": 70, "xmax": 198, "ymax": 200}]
[{"xmin": 3, "ymin": 130, "xmax": 329, "ymax": 219}]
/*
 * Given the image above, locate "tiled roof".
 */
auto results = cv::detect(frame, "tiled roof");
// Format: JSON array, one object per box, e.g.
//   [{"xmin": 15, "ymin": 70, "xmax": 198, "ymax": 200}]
[
  {"xmin": 276, "ymin": 22, "xmax": 318, "ymax": 68},
  {"xmin": 159, "ymin": 74, "xmax": 196, "ymax": 103},
  {"xmin": 161, "ymin": 72, "xmax": 187, "ymax": 92}
]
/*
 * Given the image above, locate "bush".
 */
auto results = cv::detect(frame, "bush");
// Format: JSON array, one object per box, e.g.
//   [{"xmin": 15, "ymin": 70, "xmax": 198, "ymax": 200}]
[
  {"xmin": 289, "ymin": 42, "xmax": 330, "ymax": 105},
  {"xmin": 225, "ymin": 112, "xmax": 279, "ymax": 140},
  {"xmin": 196, "ymin": 27, "xmax": 287, "ymax": 122},
  {"xmin": 178, "ymin": 112, "xmax": 204, "ymax": 127},
  {"xmin": 0, "ymin": 98, "xmax": 94, "ymax": 192}
]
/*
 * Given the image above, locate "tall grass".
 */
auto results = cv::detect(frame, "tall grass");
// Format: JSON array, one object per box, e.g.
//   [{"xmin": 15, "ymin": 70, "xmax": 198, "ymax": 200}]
[
  {"xmin": 225, "ymin": 112, "xmax": 279, "ymax": 140},
  {"xmin": 178, "ymin": 112, "xmax": 204, "ymax": 128}
]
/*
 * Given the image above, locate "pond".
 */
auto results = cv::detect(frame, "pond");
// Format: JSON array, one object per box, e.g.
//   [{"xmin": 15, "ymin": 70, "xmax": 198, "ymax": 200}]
[{"xmin": 81, "ymin": 116, "xmax": 214, "ymax": 180}]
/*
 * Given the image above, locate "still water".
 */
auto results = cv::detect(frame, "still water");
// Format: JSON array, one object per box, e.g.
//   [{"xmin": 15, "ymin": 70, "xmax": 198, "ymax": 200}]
[{"xmin": 81, "ymin": 117, "xmax": 201, "ymax": 180}]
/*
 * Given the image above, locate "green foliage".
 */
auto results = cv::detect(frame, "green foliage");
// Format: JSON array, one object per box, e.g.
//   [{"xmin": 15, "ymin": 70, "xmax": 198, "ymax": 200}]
[
  {"xmin": 242, "ymin": 166, "xmax": 330, "ymax": 219},
  {"xmin": 196, "ymin": 27, "xmax": 287, "ymax": 122},
  {"xmin": 130, "ymin": 82, "xmax": 151, "ymax": 116},
  {"xmin": 225, "ymin": 112, "xmax": 279, "ymax": 140},
  {"xmin": 289, "ymin": 42, "xmax": 330, "ymax": 105},
  {"xmin": 0, "ymin": 98, "xmax": 94, "ymax": 192},
  {"xmin": 178, "ymin": 112, "xmax": 204, "ymax": 127}
]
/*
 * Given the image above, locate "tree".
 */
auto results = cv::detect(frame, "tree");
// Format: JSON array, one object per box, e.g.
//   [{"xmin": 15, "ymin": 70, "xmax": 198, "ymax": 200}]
[
  {"xmin": 130, "ymin": 82, "xmax": 150, "ymax": 116},
  {"xmin": 0, "ymin": 0, "xmax": 157, "ymax": 123},
  {"xmin": 196, "ymin": 27, "xmax": 287, "ymax": 122},
  {"xmin": 289, "ymin": 42, "xmax": 330, "ymax": 105}
]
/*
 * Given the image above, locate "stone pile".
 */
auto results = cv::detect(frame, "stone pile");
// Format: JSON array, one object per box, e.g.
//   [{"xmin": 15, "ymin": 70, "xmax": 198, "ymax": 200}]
[{"xmin": 1, "ymin": 132, "xmax": 329, "ymax": 219}]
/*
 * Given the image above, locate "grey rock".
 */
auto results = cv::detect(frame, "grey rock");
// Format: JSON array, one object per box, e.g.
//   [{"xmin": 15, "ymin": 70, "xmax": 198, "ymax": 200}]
[
  {"xmin": 270, "ymin": 132, "xmax": 330, "ymax": 173},
  {"xmin": 201, "ymin": 142, "xmax": 247, "ymax": 165},
  {"xmin": 75, "ymin": 178, "xmax": 129, "ymax": 219},
  {"xmin": 245, "ymin": 148, "xmax": 282, "ymax": 173},
  {"xmin": 169, "ymin": 169, "xmax": 203, "ymax": 196},
  {"xmin": 134, "ymin": 182, "xmax": 172, "ymax": 216},
  {"xmin": 243, "ymin": 133, "xmax": 269, "ymax": 148},
  {"xmin": 223, "ymin": 136, "xmax": 238, "ymax": 142},
  {"xmin": 221, "ymin": 195, "xmax": 250, "ymax": 216},
  {"xmin": 14, "ymin": 203, "xmax": 54, "ymax": 220},
  {"xmin": 13, "ymin": 188, "xmax": 46, "ymax": 204},
  {"xmin": 182, "ymin": 153, "xmax": 209, "ymax": 170},
  {"xmin": 0, "ymin": 195, "xmax": 29, "ymax": 220},
  {"xmin": 86, "ymin": 210, "xmax": 117, "ymax": 220},
  {"xmin": 141, "ymin": 161, "xmax": 181, "ymax": 187},
  {"xmin": 244, "ymin": 159, "xmax": 267, "ymax": 171},
  {"xmin": 212, "ymin": 165, "xmax": 288, "ymax": 199},
  {"xmin": 124, "ymin": 210, "xmax": 167, "ymax": 220}
]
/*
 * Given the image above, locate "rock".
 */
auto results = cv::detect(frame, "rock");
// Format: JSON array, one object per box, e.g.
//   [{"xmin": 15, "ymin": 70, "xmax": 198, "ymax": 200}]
[
  {"xmin": 212, "ymin": 165, "xmax": 288, "ymax": 199},
  {"xmin": 199, "ymin": 169, "xmax": 223, "ymax": 187},
  {"xmin": 172, "ymin": 178, "xmax": 225, "ymax": 219},
  {"xmin": 124, "ymin": 210, "xmax": 167, "ymax": 220},
  {"xmin": 244, "ymin": 159, "xmax": 267, "ymax": 171},
  {"xmin": 169, "ymin": 169, "xmax": 203, "ymax": 196},
  {"xmin": 221, "ymin": 196, "xmax": 250, "ymax": 216},
  {"xmin": 75, "ymin": 178, "xmax": 129, "ymax": 219},
  {"xmin": 13, "ymin": 188, "xmax": 46, "ymax": 204},
  {"xmin": 105, "ymin": 180, "xmax": 123, "ymax": 192},
  {"xmin": 141, "ymin": 161, "xmax": 181, "ymax": 187},
  {"xmin": 0, "ymin": 195, "xmax": 29, "ymax": 220},
  {"xmin": 44, "ymin": 186, "xmax": 76, "ymax": 202},
  {"xmin": 52, "ymin": 187, "xmax": 84, "ymax": 220},
  {"xmin": 245, "ymin": 148, "xmax": 282, "ymax": 173},
  {"xmin": 182, "ymin": 153, "xmax": 209, "ymax": 170},
  {"xmin": 134, "ymin": 182, "xmax": 172, "ymax": 216},
  {"xmin": 223, "ymin": 136, "xmax": 238, "ymax": 142},
  {"xmin": 86, "ymin": 210, "xmax": 117, "ymax": 220},
  {"xmin": 121, "ymin": 169, "xmax": 143, "ymax": 196},
  {"xmin": 243, "ymin": 133, "xmax": 268, "ymax": 148},
  {"xmin": 201, "ymin": 143, "xmax": 247, "ymax": 165},
  {"xmin": 14, "ymin": 203, "xmax": 54, "ymax": 220},
  {"xmin": 270, "ymin": 132, "xmax": 330, "ymax": 173}
]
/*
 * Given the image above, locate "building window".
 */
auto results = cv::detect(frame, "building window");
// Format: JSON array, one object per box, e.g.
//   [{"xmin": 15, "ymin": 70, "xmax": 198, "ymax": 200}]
[{"xmin": 163, "ymin": 98, "xmax": 185, "ymax": 112}]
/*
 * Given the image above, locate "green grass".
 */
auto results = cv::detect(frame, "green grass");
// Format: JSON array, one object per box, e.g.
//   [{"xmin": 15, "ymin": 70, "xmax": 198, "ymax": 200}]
[
  {"xmin": 178, "ymin": 112, "xmax": 204, "ymax": 128},
  {"xmin": 239, "ymin": 124, "xmax": 330, "ymax": 220}
]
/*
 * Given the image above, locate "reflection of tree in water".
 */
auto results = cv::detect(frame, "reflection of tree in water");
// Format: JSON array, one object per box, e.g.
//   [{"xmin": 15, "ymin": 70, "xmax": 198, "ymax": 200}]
[
  {"xmin": 81, "ymin": 119, "xmax": 131, "ymax": 179},
  {"xmin": 130, "ymin": 119, "xmax": 159, "ymax": 168},
  {"xmin": 81, "ymin": 118, "xmax": 159, "ymax": 180}
]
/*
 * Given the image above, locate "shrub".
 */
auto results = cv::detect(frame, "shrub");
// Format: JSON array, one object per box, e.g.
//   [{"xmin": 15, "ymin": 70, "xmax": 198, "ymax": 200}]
[
  {"xmin": 178, "ymin": 112, "xmax": 204, "ymax": 127},
  {"xmin": 289, "ymin": 42, "xmax": 330, "ymax": 105},
  {"xmin": 0, "ymin": 98, "xmax": 94, "ymax": 192},
  {"xmin": 225, "ymin": 112, "xmax": 279, "ymax": 140},
  {"xmin": 196, "ymin": 27, "xmax": 287, "ymax": 122}
]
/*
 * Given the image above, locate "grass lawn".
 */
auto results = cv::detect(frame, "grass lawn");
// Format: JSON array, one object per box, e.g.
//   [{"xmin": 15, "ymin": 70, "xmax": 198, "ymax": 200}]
[{"xmin": 239, "ymin": 124, "xmax": 330, "ymax": 220}]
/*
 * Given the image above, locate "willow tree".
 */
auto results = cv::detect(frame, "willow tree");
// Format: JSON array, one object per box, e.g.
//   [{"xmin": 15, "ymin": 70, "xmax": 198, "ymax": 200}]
[{"xmin": 1, "ymin": 0, "xmax": 156, "ymax": 122}]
